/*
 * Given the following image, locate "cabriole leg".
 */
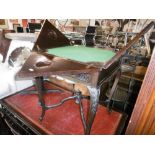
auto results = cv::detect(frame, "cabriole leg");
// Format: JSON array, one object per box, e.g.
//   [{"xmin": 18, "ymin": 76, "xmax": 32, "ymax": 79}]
[{"xmin": 85, "ymin": 86, "xmax": 100, "ymax": 135}]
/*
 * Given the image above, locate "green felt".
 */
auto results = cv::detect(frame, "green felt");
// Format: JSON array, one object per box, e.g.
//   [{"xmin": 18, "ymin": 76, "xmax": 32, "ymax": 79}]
[{"xmin": 48, "ymin": 46, "xmax": 115, "ymax": 63}]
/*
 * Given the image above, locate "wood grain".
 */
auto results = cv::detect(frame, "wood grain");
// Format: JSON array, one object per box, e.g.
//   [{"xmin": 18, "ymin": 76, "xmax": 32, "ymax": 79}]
[{"xmin": 126, "ymin": 47, "xmax": 155, "ymax": 134}]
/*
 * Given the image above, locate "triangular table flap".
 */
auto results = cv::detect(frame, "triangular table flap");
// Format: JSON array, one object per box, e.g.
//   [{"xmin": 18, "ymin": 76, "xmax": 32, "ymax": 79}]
[
  {"xmin": 33, "ymin": 20, "xmax": 70, "ymax": 51},
  {"xmin": 17, "ymin": 52, "xmax": 99, "ymax": 79}
]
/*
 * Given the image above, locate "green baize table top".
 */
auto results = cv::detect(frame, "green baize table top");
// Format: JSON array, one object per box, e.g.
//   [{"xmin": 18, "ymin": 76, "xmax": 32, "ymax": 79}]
[{"xmin": 48, "ymin": 46, "xmax": 115, "ymax": 63}]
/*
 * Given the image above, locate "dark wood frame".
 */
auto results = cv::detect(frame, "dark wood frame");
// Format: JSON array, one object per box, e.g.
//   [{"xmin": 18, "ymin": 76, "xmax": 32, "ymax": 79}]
[{"xmin": 0, "ymin": 19, "xmax": 8, "ymax": 29}]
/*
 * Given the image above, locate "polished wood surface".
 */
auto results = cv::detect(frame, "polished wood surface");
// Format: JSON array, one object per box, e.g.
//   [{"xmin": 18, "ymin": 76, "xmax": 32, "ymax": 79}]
[{"xmin": 126, "ymin": 47, "xmax": 155, "ymax": 134}]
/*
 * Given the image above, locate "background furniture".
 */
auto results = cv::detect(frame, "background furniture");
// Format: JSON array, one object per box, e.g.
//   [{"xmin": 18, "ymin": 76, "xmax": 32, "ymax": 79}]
[
  {"xmin": 28, "ymin": 23, "xmax": 42, "ymax": 33},
  {"xmin": 84, "ymin": 26, "xmax": 96, "ymax": 46}
]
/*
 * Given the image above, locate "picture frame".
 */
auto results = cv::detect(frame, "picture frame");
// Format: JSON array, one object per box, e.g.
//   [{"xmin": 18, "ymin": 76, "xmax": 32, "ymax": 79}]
[{"xmin": 0, "ymin": 19, "xmax": 8, "ymax": 29}]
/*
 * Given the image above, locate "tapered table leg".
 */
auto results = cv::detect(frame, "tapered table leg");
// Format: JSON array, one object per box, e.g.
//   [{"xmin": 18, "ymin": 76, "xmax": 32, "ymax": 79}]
[
  {"xmin": 85, "ymin": 86, "xmax": 100, "ymax": 135},
  {"xmin": 35, "ymin": 77, "xmax": 46, "ymax": 121}
]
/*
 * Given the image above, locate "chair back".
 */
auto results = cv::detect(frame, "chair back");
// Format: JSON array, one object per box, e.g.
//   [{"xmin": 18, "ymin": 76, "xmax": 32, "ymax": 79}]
[{"xmin": 85, "ymin": 26, "xmax": 96, "ymax": 46}]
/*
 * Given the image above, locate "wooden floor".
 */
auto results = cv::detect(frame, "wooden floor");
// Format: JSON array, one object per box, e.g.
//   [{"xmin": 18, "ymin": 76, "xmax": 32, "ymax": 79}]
[{"xmin": 2, "ymin": 82, "xmax": 123, "ymax": 135}]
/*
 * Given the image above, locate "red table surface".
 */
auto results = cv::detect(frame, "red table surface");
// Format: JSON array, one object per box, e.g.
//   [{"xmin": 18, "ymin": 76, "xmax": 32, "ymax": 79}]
[{"xmin": 3, "ymin": 82, "xmax": 122, "ymax": 135}]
